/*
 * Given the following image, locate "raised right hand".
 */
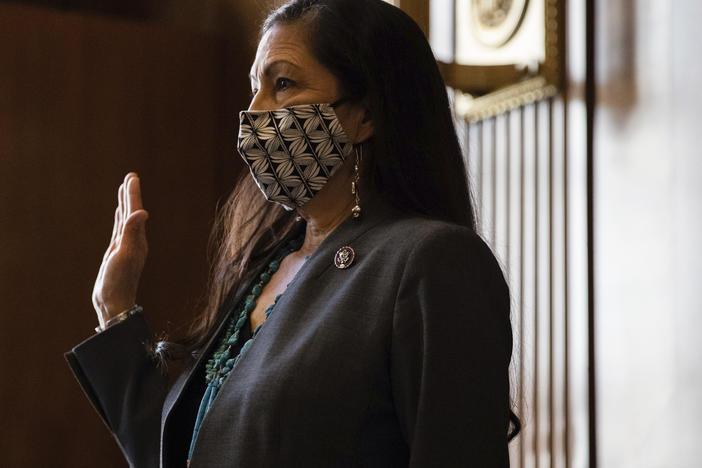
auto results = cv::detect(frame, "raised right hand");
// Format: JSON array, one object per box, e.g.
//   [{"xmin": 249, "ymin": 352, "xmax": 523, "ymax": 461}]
[{"xmin": 92, "ymin": 172, "xmax": 149, "ymax": 328}]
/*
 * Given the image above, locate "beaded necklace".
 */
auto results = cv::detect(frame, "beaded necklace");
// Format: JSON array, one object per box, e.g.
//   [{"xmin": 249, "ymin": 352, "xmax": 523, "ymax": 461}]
[{"xmin": 187, "ymin": 232, "xmax": 305, "ymax": 464}]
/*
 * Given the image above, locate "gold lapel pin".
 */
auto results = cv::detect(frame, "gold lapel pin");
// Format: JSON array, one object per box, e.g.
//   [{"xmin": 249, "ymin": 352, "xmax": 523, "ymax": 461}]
[{"xmin": 334, "ymin": 246, "xmax": 355, "ymax": 269}]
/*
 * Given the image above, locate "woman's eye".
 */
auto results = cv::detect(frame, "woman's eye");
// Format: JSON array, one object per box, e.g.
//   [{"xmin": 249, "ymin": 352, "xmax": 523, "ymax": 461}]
[{"xmin": 275, "ymin": 78, "xmax": 294, "ymax": 92}]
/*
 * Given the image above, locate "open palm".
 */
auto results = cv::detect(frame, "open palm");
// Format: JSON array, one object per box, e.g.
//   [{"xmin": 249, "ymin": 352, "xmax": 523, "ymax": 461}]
[{"xmin": 92, "ymin": 172, "xmax": 149, "ymax": 328}]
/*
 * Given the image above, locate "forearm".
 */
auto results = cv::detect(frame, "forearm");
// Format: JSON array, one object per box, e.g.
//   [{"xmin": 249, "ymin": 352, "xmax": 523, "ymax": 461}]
[{"xmin": 65, "ymin": 310, "xmax": 168, "ymax": 468}]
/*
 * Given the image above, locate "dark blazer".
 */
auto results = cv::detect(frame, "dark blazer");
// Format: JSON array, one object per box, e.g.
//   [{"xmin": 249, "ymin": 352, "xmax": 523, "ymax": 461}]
[{"xmin": 65, "ymin": 193, "xmax": 513, "ymax": 468}]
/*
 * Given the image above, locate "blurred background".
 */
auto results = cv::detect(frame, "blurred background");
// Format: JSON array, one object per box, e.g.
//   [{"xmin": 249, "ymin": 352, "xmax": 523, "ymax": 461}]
[{"xmin": 0, "ymin": 0, "xmax": 699, "ymax": 467}]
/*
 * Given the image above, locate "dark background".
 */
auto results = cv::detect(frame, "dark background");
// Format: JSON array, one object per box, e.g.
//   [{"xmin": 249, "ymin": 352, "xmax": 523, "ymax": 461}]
[{"xmin": 0, "ymin": 1, "xmax": 268, "ymax": 465}]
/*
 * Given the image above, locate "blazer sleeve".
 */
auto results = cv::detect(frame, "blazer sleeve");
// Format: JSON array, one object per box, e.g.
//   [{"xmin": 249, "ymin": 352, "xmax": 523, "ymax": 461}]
[
  {"xmin": 64, "ymin": 311, "xmax": 168, "ymax": 468},
  {"xmin": 390, "ymin": 226, "xmax": 513, "ymax": 467}
]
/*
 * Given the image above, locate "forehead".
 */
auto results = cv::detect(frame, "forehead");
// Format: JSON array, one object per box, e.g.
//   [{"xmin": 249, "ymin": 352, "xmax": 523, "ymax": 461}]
[{"xmin": 249, "ymin": 23, "xmax": 315, "ymax": 79}]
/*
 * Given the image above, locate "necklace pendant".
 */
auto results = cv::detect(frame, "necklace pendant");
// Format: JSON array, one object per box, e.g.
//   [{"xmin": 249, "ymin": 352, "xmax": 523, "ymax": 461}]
[{"xmin": 334, "ymin": 246, "xmax": 355, "ymax": 269}]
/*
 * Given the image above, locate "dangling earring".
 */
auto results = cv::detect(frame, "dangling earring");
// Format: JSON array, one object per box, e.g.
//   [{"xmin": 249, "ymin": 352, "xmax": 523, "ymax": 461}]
[{"xmin": 351, "ymin": 144, "xmax": 362, "ymax": 219}]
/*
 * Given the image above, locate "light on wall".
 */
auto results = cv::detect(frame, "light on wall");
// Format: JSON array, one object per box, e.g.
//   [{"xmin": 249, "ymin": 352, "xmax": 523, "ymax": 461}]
[{"xmin": 429, "ymin": 0, "xmax": 565, "ymax": 120}]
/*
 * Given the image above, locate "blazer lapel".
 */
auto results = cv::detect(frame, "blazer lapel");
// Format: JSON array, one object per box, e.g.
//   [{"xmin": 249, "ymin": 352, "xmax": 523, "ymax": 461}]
[
  {"xmin": 160, "ymin": 222, "xmax": 304, "ymax": 447},
  {"xmin": 160, "ymin": 192, "xmax": 400, "ymax": 464}
]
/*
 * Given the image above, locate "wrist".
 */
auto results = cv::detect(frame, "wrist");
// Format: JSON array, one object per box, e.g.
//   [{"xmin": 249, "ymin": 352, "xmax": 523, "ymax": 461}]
[
  {"xmin": 95, "ymin": 304, "xmax": 143, "ymax": 333},
  {"xmin": 99, "ymin": 301, "xmax": 136, "ymax": 323}
]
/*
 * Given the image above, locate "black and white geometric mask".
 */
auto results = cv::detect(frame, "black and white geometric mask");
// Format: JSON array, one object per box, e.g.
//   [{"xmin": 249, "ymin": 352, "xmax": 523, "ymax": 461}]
[{"xmin": 237, "ymin": 102, "xmax": 354, "ymax": 211}]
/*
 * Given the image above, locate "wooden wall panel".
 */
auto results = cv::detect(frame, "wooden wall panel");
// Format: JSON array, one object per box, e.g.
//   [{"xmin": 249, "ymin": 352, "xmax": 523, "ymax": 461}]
[
  {"xmin": 462, "ymin": 89, "xmax": 588, "ymax": 468},
  {"xmin": 0, "ymin": 3, "xmax": 248, "ymax": 466},
  {"xmin": 456, "ymin": 0, "xmax": 592, "ymax": 465}
]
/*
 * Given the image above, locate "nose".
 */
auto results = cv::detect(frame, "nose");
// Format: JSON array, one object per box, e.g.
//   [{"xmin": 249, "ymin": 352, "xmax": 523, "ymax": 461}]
[
  {"xmin": 247, "ymin": 92, "xmax": 261, "ymax": 111},
  {"xmin": 247, "ymin": 91, "xmax": 279, "ymax": 112}
]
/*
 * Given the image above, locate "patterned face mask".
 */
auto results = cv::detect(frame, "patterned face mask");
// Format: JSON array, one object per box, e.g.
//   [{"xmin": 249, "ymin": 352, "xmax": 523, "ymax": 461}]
[{"xmin": 236, "ymin": 101, "xmax": 354, "ymax": 211}]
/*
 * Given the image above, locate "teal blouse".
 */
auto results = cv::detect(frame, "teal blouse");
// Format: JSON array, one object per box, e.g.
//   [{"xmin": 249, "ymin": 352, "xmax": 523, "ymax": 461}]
[{"xmin": 187, "ymin": 233, "xmax": 305, "ymax": 464}]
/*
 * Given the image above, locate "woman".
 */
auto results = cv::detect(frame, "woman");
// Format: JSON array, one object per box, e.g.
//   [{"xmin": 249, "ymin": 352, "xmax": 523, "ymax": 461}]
[{"xmin": 65, "ymin": 0, "xmax": 520, "ymax": 466}]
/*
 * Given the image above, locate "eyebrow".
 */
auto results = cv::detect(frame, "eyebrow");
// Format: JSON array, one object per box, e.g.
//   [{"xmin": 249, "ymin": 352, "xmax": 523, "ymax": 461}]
[{"xmin": 249, "ymin": 60, "xmax": 301, "ymax": 84}]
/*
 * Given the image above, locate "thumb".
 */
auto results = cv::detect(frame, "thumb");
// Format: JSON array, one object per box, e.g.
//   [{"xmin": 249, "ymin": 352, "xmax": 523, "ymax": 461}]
[{"xmin": 124, "ymin": 210, "xmax": 149, "ymax": 238}]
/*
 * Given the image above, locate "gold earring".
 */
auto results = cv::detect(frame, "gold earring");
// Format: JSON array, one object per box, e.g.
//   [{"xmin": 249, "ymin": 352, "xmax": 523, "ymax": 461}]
[{"xmin": 351, "ymin": 144, "xmax": 362, "ymax": 219}]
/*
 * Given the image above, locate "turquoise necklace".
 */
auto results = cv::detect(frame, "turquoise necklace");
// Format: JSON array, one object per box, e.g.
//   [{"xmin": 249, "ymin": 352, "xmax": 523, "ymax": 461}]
[{"xmin": 187, "ymin": 232, "xmax": 305, "ymax": 464}]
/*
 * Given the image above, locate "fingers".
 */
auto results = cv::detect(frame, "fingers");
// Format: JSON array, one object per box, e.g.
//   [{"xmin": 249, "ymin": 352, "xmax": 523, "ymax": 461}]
[
  {"xmin": 110, "ymin": 198, "xmax": 121, "ymax": 247},
  {"xmin": 120, "ymin": 173, "xmax": 148, "ymax": 250},
  {"xmin": 119, "ymin": 172, "xmax": 139, "ymax": 240},
  {"xmin": 129, "ymin": 175, "xmax": 143, "ymax": 212},
  {"xmin": 126, "ymin": 178, "xmax": 132, "ymax": 221},
  {"xmin": 103, "ymin": 181, "xmax": 124, "ymax": 255},
  {"xmin": 123, "ymin": 173, "xmax": 145, "ymax": 224},
  {"xmin": 119, "ymin": 178, "xmax": 127, "ymax": 240},
  {"xmin": 103, "ymin": 205, "xmax": 121, "ymax": 264},
  {"xmin": 124, "ymin": 174, "xmax": 146, "ymax": 237},
  {"xmin": 112, "ymin": 205, "xmax": 121, "ymax": 244}
]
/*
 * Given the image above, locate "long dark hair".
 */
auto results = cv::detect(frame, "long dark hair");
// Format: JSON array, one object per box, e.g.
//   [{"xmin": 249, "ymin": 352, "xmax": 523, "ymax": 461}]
[{"xmin": 155, "ymin": 0, "xmax": 520, "ymax": 442}]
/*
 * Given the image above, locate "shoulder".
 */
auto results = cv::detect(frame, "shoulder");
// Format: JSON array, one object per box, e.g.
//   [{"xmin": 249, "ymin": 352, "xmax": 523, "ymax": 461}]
[
  {"xmin": 367, "ymin": 213, "xmax": 507, "ymax": 292},
  {"xmin": 385, "ymin": 214, "xmax": 513, "ymax": 355},
  {"xmin": 351, "ymin": 195, "xmax": 507, "ymax": 290},
  {"xmin": 369, "ymin": 213, "xmax": 496, "ymax": 266}
]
